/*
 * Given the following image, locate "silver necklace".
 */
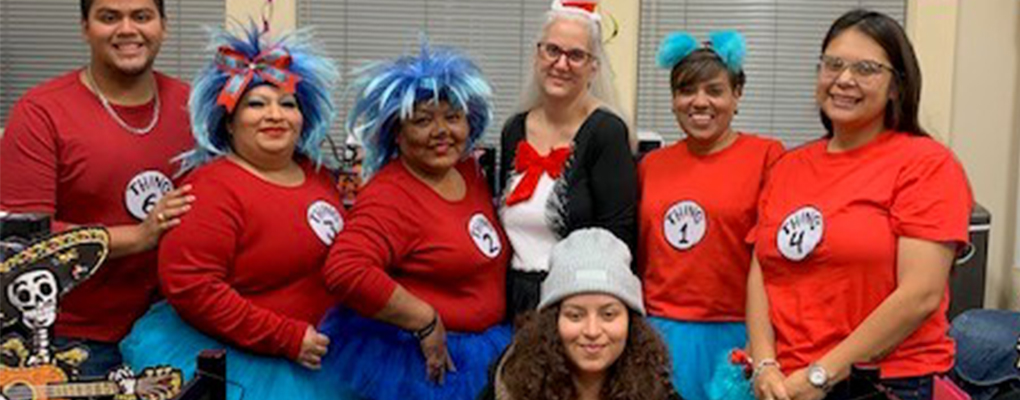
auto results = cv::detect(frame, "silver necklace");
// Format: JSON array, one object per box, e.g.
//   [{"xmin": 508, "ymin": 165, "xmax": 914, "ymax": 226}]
[{"xmin": 85, "ymin": 66, "xmax": 160, "ymax": 135}]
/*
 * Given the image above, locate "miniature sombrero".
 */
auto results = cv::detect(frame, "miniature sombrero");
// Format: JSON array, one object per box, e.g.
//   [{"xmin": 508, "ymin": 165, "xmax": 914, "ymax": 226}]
[{"xmin": 0, "ymin": 226, "xmax": 109, "ymax": 330}]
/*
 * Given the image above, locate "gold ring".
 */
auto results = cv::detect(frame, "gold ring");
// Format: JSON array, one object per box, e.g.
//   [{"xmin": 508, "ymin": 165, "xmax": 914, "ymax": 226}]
[{"xmin": 157, "ymin": 212, "xmax": 166, "ymax": 222}]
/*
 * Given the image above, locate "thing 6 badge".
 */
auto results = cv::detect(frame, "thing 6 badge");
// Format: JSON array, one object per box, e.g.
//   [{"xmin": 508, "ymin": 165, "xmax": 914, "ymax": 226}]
[
  {"xmin": 663, "ymin": 200, "xmax": 707, "ymax": 251},
  {"xmin": 307, "ymin": 200, "xmax": 343, "ymax": 245},
  {"xmin": 777, "ymin": 206, "xmax": 824, "ymax": 261},
  {"xmin": 125, "ymin": 170, "xmax": 174, "ymax": 221},
  {"xmin": 468, "ymin": 213, "xmax": 502, "ymax": 259}
]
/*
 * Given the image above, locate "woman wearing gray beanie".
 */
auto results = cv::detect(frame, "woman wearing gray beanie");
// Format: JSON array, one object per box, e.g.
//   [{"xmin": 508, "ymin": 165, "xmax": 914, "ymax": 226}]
[{"xmin": 481, "ymin": 228, "xmax": 680, "ymax": 400}]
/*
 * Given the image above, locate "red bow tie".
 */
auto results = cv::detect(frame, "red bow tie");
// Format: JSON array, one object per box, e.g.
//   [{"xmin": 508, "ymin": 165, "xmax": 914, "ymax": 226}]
[{"xmin": 505, "ymin": 141, "xmax": 572, "ymax": 206}]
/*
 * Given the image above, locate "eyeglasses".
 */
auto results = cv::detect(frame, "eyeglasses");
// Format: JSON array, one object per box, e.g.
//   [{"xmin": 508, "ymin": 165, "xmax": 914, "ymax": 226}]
[
  {"xmin": 818, "ymin": 55, "xmax": 898, "ymax": 82},
  {"xmin": 537, "ymin": 42, "xmax": 593, "ymax": 68}
]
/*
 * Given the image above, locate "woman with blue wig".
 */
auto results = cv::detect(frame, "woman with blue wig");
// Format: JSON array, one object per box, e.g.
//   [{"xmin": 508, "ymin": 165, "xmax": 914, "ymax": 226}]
[
  {"xmin": 119, "ymin": 24, "xmax": 356, "ymax": 399},
  {"xmin": 318, "ymin": 40, "xmax": 512, "ymax": 400}
]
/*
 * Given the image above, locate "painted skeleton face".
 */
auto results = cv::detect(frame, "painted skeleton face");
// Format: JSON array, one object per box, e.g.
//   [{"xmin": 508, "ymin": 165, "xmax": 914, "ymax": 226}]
[{"xmin": 7, "ymin": 270, "xmax": 59, "ymax": 329}]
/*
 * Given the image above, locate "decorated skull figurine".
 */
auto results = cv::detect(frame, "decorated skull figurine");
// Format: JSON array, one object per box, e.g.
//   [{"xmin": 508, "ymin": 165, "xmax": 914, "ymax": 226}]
[{"xmin": 6, "ymin": 270, "xmax": 58, "ymax": 330}]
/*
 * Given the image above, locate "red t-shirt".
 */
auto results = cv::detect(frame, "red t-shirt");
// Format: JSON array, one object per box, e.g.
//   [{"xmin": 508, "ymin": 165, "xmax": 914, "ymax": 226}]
[
  {"xmin": 323, "ymin": 159, "xmax": 508, "ymax": 332},
  {"xmin": 1, "ymin": 70, "xmax": 192, "ymax": 342},
  {"xmin": 639, "ymin": 134, "xmax": 783, "ymax": 321},
  {"xmin": 159, "ymin": 158, "xmax": 345, "ymax": 360},
  {"xmin": 753, "ymin": 132, "xmax": 972, "ymax": 378}
]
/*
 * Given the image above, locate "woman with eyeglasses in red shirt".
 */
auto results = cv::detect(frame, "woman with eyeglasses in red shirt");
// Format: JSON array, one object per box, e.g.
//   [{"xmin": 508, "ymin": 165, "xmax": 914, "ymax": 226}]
[{"xmin": 747, "ymin": 9, "xmax": 973, "ymax": 400}]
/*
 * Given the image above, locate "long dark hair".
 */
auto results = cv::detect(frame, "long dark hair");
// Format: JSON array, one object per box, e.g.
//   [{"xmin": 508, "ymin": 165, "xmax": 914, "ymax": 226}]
[
  {"xmin": 500, "ymin": 306, "xmax": 675, "ymax": 400},
  {"xmin": 820, "ymin": 9, "xmax": 927, "ymax": 137}
]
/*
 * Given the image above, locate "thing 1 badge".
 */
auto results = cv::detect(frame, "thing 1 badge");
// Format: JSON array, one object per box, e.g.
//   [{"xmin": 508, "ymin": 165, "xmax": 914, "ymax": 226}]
[{"xmin": 663, "ymin": 200, "xmax": 707, "ymax": 251}]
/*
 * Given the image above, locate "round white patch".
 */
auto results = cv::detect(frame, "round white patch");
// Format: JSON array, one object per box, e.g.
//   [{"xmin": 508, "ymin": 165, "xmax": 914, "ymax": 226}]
[
  {"xmin": 776, "ymin": 206, "xmax": 824, "ymax": 261},
  {"xmin": 124, "ymin": 170, "xmax": 174, "ymax": 221},
  {"xmin": 468, "ymin": 213, "xmax": 502, "ymax": 259},
  {"xmin": 307, "ymin": 200, "xmax": 344, "ymax": 245},
  {"xmin": 663, "ymin": 200, "xmax": 708, "ymax": 251}
]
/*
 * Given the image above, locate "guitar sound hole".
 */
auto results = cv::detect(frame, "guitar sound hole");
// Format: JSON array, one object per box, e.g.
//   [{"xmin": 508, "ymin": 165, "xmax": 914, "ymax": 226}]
[{"xmin": 4, "ymin": 382, "xmax": 34, "ymax": 400}]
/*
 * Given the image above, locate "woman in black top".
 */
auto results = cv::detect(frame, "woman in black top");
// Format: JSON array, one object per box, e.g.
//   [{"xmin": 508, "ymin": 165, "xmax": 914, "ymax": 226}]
[{"xmin": 498, "ymin": 0, "xmax": 638, "ymax": 322}]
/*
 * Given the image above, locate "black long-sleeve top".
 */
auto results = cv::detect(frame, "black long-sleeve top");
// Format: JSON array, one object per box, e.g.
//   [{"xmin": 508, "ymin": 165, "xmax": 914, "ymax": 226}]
[{"xmin": 498, "ymin": 108, "xmax": 638, "ymax": 255}]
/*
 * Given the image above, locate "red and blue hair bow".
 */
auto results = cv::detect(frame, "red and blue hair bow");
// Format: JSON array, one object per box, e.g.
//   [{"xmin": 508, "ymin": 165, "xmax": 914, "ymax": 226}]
[{"xmin": 215, "ymin": 46, "xmax": 301, "ymax": 112}]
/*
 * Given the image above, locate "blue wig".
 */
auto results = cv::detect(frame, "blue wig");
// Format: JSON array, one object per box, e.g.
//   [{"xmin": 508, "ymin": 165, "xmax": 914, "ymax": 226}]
[
  {"xmin": 177, "ymin": 22, "xmax": 340, "ymax": 174},
  {"xmin": 346, "ymin": 39, "xmax": 493, "ymax": 180}
]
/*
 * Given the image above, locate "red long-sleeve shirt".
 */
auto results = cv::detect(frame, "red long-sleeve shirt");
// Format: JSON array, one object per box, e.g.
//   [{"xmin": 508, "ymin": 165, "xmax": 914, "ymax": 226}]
[
  {"xmin": 159, "ymin": 158, "xmax": 344, "ymax": 359},
  {"xmin": 323, "ymin": 159, "xmax": 508, "ymax": 332}
]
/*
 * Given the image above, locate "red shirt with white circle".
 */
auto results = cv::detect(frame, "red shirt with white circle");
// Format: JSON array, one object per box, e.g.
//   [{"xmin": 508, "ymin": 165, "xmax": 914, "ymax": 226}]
[
  {"xmin": 323, "ymin": 158, "xmax": 508, "ymax": 332},
  {"xmin": 752, "ymin": 132, "xmax": 972, "ymax": 378},
  {"xmin": 638, "ymin": 133, "xmax": 783, "ymax": 321}
]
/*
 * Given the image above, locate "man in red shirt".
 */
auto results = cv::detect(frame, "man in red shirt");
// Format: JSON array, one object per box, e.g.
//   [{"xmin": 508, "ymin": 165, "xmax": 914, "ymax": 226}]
[{"xmin": 0, "ymin": 0, "xmax": 193, "ymax": 377}]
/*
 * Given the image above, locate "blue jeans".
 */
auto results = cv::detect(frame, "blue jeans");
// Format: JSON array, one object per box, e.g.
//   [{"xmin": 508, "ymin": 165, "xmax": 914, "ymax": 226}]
[
  {"xmin": 52, "ymin": 337, "xmax": 123, "ymax": 379},
  {"xmin": 883, "ymin": 375, "xmax": 935, "ymax": 400},
  {"xmin": 949, "ymin": 309, "xmax": 1020, "ymax": 400},
  {"xmin": 827, "ymin": 374, "xmax": 933, "ymax": 400}
]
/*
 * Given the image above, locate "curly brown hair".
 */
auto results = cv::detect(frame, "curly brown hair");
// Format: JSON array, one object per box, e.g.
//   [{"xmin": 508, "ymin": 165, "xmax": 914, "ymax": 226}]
[{"xmin": 500, "ymin": 305, "xmax": 677, "ymax": 400}]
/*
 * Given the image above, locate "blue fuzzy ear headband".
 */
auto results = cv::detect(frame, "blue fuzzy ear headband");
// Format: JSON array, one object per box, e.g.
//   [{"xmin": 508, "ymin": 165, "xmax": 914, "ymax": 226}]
[
  {"xmin": 346, "ymin": 36, "xmax": 493, "ymax": 181},
  {"xmin": 655, "ymin": 30, "xmax": 746, "ymax": 73}
]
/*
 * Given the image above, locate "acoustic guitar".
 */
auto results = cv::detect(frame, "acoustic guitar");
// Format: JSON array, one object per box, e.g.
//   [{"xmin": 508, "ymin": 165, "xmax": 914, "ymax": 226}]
[{"xmin": 0, "ymin": 363, "xmax": 181, "ymax": 400}]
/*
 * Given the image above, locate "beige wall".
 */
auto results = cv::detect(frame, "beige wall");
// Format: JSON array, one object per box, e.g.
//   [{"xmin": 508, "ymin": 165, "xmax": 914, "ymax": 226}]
[
  {"xmin": 242, "ymin": 0, "xmax": 1019, "ymax": 309},
  {"xmin": 910, "ymin": 0, "xmax": 1020, "ymax": 310},
  {"xmin": 906, "ymin": 0, "xmax": 959, "ymax": 142},
  {"xmin": 603, "ymin": 0, "xmax": 640, "ymax": 123},
  {"xmin": 226, "ymin": 0, "xmax": 296, "ymax": 34},
  {"xmin": 945, "ymin": 0, "xmax": 1019, "ymax": 309}
]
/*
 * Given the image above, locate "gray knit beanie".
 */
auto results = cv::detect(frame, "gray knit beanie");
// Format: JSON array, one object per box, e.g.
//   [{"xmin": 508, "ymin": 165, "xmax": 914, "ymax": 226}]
[{"xmin": 538, "ymin": 228, "xmax": 645, "ymax": 315}]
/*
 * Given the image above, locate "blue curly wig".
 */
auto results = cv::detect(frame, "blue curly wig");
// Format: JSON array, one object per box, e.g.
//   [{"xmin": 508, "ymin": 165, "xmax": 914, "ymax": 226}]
[
  {"xmin": 346, "ymin": 38, "xmax": 493, "ymax": 180},
  {"xmin": 176, "ymin": 22, "xmax": 340, "ymax": 174}
]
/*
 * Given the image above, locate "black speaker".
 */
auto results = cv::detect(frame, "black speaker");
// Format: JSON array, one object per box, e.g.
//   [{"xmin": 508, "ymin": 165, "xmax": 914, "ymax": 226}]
[
  {"xmin": 0, "ymin": 212, "xmax": 51, "ymax": 261},
  {"xmin": 948, "ymin": 203, "xmax": 991, "ymax": 320},
  {"xmin": 174, "ymin": 349, "xmax": 226, "ymax": 400}
]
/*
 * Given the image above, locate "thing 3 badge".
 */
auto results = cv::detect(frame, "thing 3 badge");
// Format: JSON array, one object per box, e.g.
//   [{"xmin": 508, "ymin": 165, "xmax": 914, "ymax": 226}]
[
  {"xmin": 777, "ymin": 206, "xmax": 824, "ymax": 261},
  {"xmin": 124, "ymin": 170, "xmax": 174, "ymax": 221},
  {"xmin": 468, "ymin": 213, "xmax": 501, "ymax": 259},
  {"xmin": 663, "ymin": 200, "xmax": 707, "ymax": 251},
  {"xmin": 307, "ymin": 200, "xmax": 343, "ymax": 245}
]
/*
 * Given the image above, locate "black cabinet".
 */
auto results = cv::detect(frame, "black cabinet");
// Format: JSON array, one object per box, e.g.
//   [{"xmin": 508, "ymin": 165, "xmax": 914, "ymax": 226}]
[{"xmin": 948, "ymin": 203, "xmax": 991, "ymax": 319}]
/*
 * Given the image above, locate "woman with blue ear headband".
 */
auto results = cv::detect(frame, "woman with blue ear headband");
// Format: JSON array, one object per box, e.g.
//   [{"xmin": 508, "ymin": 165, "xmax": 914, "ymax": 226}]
[{"xmin": 637, "ymin": 29, "xmax": 785, "ymax": 400}]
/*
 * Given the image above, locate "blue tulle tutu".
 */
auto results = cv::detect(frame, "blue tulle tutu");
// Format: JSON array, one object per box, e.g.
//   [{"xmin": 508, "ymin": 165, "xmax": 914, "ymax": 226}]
[
  {"xmin": 120, "ymin": 301, "xmax": 359, "ymax": 400},
  {"xmin": 707, "ymin": 350, "xmax": 756, "ymax": 400},
  {"xmin": 318, "ymin": 307, "xmax": 512, "ymax": 400},
  {"xmin": 649, "ymin": 317, "xmax": 748, "ymax": 400}
]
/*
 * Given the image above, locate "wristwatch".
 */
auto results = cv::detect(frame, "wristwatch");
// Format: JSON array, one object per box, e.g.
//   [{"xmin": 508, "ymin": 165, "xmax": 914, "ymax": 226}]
[{"xmin": 807, "ymin": 363, "xmax": 832, "ymax": 391}]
